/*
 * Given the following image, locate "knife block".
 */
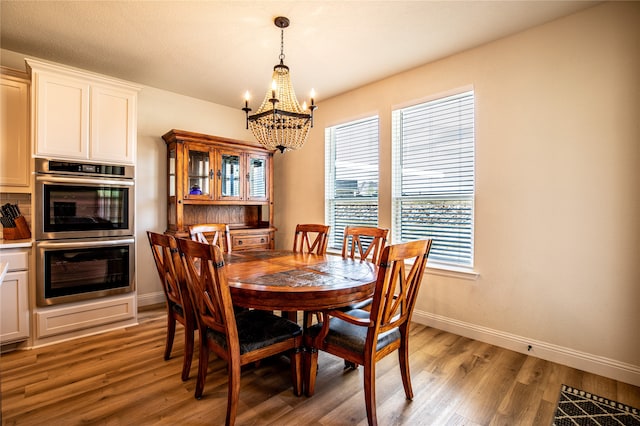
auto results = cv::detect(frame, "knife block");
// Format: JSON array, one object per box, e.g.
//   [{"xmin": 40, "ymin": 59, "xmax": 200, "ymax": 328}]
[{"xmin": 2, "ymin": 216, "xmax": 31, "ymax": 240}]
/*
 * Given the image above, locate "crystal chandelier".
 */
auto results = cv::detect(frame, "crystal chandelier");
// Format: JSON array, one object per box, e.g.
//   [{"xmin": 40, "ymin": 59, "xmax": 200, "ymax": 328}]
[{"xmin": 243, "ymin": 16, "xmax": 316, "ymax": 153}]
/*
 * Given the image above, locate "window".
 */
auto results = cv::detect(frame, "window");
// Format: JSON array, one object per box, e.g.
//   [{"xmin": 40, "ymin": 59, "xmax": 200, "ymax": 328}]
[
  {"xmin": 392, "ymin": 90, "xmax": 475, "ymax": 267},
  {"xmin": 325, "ymin": 116, "xmax": 379, "ymax": 250}
]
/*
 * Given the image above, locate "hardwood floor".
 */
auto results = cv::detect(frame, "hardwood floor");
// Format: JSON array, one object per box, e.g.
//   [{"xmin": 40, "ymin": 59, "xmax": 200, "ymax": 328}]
[{"xmin": 2, "ymin": 307, "xmax": 639, "ymax": 425}]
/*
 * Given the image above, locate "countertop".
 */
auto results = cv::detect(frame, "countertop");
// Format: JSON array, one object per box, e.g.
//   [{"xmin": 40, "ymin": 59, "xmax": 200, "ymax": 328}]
[{"xmin": 0, "ymin": 239, "xmax": 33, "ymax": 249}]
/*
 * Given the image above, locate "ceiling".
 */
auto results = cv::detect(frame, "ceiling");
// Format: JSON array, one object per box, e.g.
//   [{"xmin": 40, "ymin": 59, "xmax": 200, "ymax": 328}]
[{"xmin": 1, "ymin": 1, "xmax": 600, "ymax": 109}]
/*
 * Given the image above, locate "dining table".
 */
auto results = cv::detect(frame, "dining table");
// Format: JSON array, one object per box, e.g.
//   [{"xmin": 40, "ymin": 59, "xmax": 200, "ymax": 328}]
[{"xmin": 222, "ymin": 249, "xmax": 378, "ymax": 319}]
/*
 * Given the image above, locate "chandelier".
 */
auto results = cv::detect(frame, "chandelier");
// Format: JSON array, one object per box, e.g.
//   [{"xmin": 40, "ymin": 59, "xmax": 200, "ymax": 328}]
[{"xmin": 243, "ymin": 16, "xmax": 316, "ymax": 153}]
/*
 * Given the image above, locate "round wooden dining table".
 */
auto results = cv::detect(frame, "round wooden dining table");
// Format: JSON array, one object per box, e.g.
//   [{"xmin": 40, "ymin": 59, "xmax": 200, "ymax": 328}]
[{"xmin": 223, "ymin": 250, "xmax": 378, "ymax": 312}]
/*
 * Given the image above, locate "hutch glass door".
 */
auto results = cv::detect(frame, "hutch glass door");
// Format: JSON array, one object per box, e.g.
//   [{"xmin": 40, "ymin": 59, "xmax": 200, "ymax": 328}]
[
  {"xmin": 168, "ymin": 148, "xmax": 176, "ymax": 197},
  {"xmin": 248, "ymin": 154, "xmax": 268, "ymax": 200},
  {"xmin": 187, "ymin": 148, "xmax": 211, "ymax": 198},
  {"xmin": 220, "ymin": 153, "xmax": 241, "ymax": 198}
]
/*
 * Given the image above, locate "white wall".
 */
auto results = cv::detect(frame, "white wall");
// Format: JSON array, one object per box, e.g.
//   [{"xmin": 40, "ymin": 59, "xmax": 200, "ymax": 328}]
[{"xmin": 273, "ymin": 2, "xmax": 640, "ymax": 384}]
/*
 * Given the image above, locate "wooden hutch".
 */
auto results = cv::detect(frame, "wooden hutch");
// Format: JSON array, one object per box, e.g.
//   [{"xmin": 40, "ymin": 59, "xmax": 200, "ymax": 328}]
[{"xmin": 162, "ymin": 129, "xmax": 275, "ymax": 250}]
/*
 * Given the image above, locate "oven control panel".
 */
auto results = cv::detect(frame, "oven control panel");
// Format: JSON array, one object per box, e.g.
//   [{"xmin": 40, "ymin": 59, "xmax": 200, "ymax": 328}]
[{"xmin": 35, "ymin": 158, "xmax": 134, "ymax": 179}]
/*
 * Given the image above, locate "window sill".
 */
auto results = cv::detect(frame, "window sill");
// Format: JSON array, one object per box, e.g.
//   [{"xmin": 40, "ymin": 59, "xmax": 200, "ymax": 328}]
[
  {"xmin": 425, "ymin": 262, "xmax": 480, "ymax": 281},
  {"xmin": 327, "ymin": 249, "xmax": 479, "ymax": 281},
  {"xmin": 425, "ymin": 262, "xmax": 479, "ymax": 280}
]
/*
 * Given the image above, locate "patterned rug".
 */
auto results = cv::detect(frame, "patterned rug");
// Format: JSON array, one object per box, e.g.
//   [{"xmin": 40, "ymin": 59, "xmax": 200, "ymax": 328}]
[{"xmin": 553, "ymin": 384, "xmax": 640, "ymax": 426}]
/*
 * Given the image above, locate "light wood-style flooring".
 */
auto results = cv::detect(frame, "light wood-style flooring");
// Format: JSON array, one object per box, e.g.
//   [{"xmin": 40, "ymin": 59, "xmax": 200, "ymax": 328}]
[{"xmin": 2, "ymin": 306, "xmax": 638, "ymax": 425}]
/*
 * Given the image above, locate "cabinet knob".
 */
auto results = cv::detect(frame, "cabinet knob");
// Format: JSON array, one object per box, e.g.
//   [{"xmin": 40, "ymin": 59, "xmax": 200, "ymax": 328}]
[
  {"xmin": 261, "ymin": 238, "xmax": 265, "ymax": 243},
  {"xmin": 209, "ymin": 169, "xmax": 214, "ymax": 179},
  {"xmin": 238, "ymin": 240, "xmax": 243, "ymax": 245}
]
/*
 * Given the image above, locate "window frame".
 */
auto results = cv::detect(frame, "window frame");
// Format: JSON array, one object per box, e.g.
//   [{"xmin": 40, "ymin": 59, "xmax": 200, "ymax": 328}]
[
  {"xmin": 391, "ymin": 89, "xmax": 476, "ymax": 272},
  {"xmin": 325, "ymin": 115, "xmax": 380, "ymax": 250}
]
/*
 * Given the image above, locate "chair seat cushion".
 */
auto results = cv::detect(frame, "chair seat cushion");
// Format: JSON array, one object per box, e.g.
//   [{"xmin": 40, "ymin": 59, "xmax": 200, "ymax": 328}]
[
  {"xmin": 308, "ymin": 309, "xmax": 400, "ymax": 353},
  {"xmin": 206, "ymin": 309, "xmax": 302, "ymax": 354}
]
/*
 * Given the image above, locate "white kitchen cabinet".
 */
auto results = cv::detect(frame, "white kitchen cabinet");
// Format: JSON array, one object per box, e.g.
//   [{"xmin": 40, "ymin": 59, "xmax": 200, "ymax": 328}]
[
  {"xmin": 0, "ymin": 248, "xmax": 30, "ymax": 344},
  {"xmin": 31, "ymin": 68, "xmax": 89, "ymax": 160},
  {"xmin": 0, "ymin": 68, "xmax": 31, "ymax": 192},
  {"xmin": 90, "ymin": 84, "xmax": 137, "ymax": 162},
  {"xmin": 27, "ymin": 58, "xmax": 139, "ymax": 164}
]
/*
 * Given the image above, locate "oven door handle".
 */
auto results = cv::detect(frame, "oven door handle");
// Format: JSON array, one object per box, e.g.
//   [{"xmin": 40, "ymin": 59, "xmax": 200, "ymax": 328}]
[
  {"xmin": 36, "ymin": 238, "xmax": 135, "ymax": 249},
  {"xmin": 36, "ymin": 175, "xmax": 134, "ymax": 187}
]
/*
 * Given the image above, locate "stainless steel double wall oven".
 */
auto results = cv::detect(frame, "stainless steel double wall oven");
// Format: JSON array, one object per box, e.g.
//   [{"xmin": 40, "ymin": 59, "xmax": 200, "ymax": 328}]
[{"xmin": 35, "ymin": 159, "xmax": 135, "ymax": 306}]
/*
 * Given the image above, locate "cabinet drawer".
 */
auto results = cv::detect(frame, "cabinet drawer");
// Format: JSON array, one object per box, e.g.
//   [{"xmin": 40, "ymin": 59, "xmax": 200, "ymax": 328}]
[
  {"xmin": 36, "ymin": 294, "xmax": 135, "ymax": 339},
  {"xmin": 232, "ymin": 233, "xmax": 270, "ymax": 251},
  {"xmin": 0, "ymin": 249, "xmax": 29, "ymax": 271}
]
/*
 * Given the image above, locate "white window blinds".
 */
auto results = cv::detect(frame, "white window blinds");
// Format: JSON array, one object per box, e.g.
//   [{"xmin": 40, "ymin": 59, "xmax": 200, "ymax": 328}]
[
  {"xmin": 325, "ymin": 116, "xmax": 379, "ymax": 249},
  {"xmin": 392, "ymin": 90, "xmax": 475, "ymax": 267}
]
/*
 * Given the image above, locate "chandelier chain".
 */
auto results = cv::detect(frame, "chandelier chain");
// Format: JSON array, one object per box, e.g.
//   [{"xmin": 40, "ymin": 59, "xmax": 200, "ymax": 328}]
[{"xmin": 279, "ymin": 28, "xmax": 285, "ymax": 63}]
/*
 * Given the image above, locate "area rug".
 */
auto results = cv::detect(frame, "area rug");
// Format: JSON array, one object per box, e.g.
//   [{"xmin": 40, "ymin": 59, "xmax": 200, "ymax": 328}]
[{"xmin": 553, "ymin": 384, "xmax": 640, "ymax": 426}]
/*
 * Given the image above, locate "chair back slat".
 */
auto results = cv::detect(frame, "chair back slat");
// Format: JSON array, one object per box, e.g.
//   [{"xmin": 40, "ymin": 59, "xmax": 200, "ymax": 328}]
[
  {"xmin": 341, "ymin": 226, "xmax": 389, "ymax": 265},
  {"xmin": 293, "ymin": 224, "xmax": 330, "ymax": 254},
  {"xmin": 147, "ymin": 231, "xmax": 187, "ymax": 308},
  {"xmin": 178, "ymin": 238, "xmax": 237, "ymax": 339},
  {"xmin": 188, "ymin": 223, "xmax": 232, "ymax": 253},
  {"xmin": 369, "ymin": 239, "xmax": 432, "ymax": 335}
]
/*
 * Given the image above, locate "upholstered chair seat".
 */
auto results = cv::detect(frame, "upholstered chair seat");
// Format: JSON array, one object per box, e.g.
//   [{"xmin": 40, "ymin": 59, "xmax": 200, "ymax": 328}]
[
  {"xmin": 206, "ymin": 309, "xmax": 302, "ymax": 353},
  {"xmin": 306, "ymin": 309, "xmax": 400, "ymax": 353}
]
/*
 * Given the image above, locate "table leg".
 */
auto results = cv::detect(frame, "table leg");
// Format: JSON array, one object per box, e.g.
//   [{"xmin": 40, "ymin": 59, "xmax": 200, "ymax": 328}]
[{"xmin": 282, "ymin": 310, "xmax": 298, "ymax": 323}]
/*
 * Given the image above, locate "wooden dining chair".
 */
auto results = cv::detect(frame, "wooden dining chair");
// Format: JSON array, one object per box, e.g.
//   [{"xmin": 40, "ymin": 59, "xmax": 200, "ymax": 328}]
[
  {"xmin": 338, "ymin": 226, "xmax": 391, "ymax": 368},
  {"xmin": 304, "ymin": 239, "xmax": 433, "ymax": 426},
  {"xmin": 292, "ymin": 224, "xmax": 330, "ymax": 254},
  {"xmin": 188, "ymin": 223, "xmax": 232, "ymax": 253},
  {"xmin": 289, "ymin": 223, "xmax": 331, "ymax": 323},
  {"xmin": 177, "ymin": 238, "xmax": 303, "ymax": 426},
  {"xmin": 341, "ymin": 226, "xmax": 389, "ymax": 310},
  {"xmin": 342, "ymin": 226, "xmax": 389, "ymax": 265},
  {"xmin": 146, "ymin": 231, "xmax": 196, "ymax": 381}
]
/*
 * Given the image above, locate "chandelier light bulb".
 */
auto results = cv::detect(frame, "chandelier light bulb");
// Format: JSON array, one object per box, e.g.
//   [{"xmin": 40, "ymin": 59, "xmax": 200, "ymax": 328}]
[{"xmin": 244, "ymin": 91, "xmax": 250, "ymax": 108}]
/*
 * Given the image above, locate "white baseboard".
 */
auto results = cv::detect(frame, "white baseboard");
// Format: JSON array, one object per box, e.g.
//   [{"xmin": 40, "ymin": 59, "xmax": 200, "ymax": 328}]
[
  {"xmin": 413, "ymin": 310, "xmax": 640, "ymax": 387},
  {"xmin": 137, "ymin": 291, "xmax": 165, "ymax": 308}
]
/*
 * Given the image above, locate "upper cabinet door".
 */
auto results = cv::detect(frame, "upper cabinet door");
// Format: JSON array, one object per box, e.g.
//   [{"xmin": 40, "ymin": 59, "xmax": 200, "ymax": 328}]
[
  {"xmin": 0, "ymin": 75, "xmax": 30, "ymax": 190},
  {"xmin": 33, "ymin": 70, "xmax": 90, "ymax": 160},
  {"xmin": 90, "ymin": 84, "xmax": 137, "ymax": 163},
  {"xmin": 28, "ymin": 59, "xmax": 140, "ymax": 164}
]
